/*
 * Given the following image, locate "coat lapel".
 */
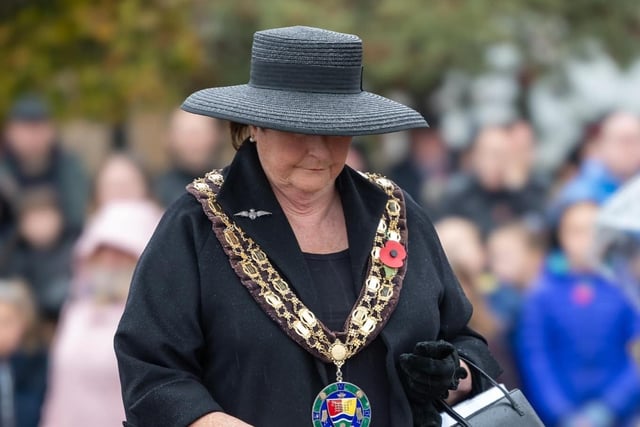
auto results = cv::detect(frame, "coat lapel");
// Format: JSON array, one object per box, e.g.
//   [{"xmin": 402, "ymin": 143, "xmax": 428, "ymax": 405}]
[
  {"xmin": 216, "ymin": 142, "xmax": 390, "ymax": 319},
  {"xmin": 336, "ymin": 168, "xmax": 389, "ymax": 291},
  {"xmin": 216, "ymin": 143, "xmax": 317, "ymax": 307}
]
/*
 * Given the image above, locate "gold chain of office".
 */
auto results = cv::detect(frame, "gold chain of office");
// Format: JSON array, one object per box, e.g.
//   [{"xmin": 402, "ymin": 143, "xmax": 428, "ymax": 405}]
[{"xmin": 189, "ymin": 169, "xmax": 407, "ymax": 366}]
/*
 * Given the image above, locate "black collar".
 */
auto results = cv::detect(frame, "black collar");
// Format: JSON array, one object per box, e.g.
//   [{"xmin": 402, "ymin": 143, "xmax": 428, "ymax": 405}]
[{"xmin": 216, "ymin": 142, "xmax": 389, "ymax": 305}]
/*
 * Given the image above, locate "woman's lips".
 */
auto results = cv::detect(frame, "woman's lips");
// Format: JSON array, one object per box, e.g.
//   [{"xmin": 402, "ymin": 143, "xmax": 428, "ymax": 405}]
[{"xmin": 298, "ymin": 166, "xmax": 329, "ymax": 171}]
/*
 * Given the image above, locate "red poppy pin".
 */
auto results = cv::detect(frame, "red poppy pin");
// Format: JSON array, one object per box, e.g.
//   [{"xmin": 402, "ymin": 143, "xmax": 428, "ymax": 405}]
[{"xmin": 379, "ymin": 240, "xmax": 406, "ymax": 268}]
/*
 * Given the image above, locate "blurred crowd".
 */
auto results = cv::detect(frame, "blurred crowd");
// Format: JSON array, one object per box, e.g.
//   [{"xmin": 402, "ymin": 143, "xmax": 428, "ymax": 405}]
[
  {"xmin": 0, "ymin": 93, "xmax": 639, "ymax": 427},
  {"xmin": 0, "ymin": 96, "xmax": 222, "ymax": 427},
  {"xmin": 386, "ymin": 113, "xmax": 640, "ymax": 427}
]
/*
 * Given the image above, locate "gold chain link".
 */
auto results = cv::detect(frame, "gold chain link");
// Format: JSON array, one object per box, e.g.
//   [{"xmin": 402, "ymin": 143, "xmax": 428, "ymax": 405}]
[{"xmin": 192, "ymin": 170, "xmax": 404, "ymax": 366}]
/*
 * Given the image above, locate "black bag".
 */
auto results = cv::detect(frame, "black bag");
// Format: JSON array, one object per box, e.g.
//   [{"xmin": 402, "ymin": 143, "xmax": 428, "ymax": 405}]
[{"xmin": 438, "ymin": 356, "xmax": 544, "ymax": 427}]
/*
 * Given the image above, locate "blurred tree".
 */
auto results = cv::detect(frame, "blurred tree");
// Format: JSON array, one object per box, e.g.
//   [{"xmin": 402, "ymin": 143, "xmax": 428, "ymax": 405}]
[
  {"xmin": 192, "ymin": 0, "xmax": 640, "ymax": 112},
  {"xmin": 190, "ymin": 0, "xmax": 499, "ymax": 111},
  {"xmin": 1, "ymin": 0, "xmax": 639, "ymax": 120},
  {"xmin": 0, "ymin": 0, "xmax": 203, "ymax": 121}
]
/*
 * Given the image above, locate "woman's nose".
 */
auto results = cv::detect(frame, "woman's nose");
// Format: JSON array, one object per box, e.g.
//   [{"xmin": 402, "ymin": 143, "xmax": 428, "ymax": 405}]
[{"xmin": 303, "ymin": 135, "xmax": 332, "ymax": 156}]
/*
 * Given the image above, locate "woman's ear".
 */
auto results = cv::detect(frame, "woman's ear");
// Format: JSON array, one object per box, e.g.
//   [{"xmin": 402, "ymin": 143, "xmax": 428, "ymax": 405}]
[{"xmin": 249, "ymin": 125, "xmax": 259, "ymax": 141}]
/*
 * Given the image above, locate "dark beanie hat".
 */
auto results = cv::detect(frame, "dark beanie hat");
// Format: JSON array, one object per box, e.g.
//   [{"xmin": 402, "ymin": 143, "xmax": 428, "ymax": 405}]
[{"xmin": 7, "ymin": 95, "xmax": 51, "ymax": 122}]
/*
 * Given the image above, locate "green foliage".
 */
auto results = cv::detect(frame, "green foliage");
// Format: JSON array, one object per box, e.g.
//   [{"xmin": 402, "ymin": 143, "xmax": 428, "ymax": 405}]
[
  {"xmin": 193, "ymin": 0, "xmax": 499, "ymax": 94},
  {"xmin": 2, "ymin": 0, "xmax": 640, "ymax": 120},
  {"xmin": 0, "ymin": 0, "xmax": 203, "ymax": 120}
]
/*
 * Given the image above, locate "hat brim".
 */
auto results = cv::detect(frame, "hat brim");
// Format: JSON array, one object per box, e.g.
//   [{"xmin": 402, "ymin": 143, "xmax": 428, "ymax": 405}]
[{"xmin": 181, "ymin": 85, "xmax": 428, "ymax": 136}]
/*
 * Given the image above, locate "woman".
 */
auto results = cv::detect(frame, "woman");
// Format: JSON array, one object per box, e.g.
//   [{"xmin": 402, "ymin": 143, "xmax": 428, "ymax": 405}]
[{"xmin": 115, "ymin": 26, "xmax": 500, "ymax": 427}]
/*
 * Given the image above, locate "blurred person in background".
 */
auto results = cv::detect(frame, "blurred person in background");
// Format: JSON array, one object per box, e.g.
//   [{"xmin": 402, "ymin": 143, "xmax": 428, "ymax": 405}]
[
  {"xmin": 435, "ymin": 216, "xmax": 496, "ymax": 340},
  {"xmin": 436, "ymin": 216, "xmax": 523, "ymax": 390},
  {"xmin": 448, "ymin": 264, "xmax": 500, "ymax": 352},
  {"xmin": 40, "ymin": 200, "xmax": 162, "ymax": 427},
  {"xmin": 0, "ymin": 184, "xmax": 17, "ymax": 277},
  {"xmin": 390, "ymin": 126, "xmax": 451, "ymax": 215},
  {"xmin": 518, "ymin": 199, "xmax": 640, "ymax": 427},
  {"xmin": 7, "ymin": 188, "xmax": 74, "ymax": 329},
  {"xmin": 507, "ymin": 120, "xmax": 549, "ymax": 197},
  {"xmin": 435, "ymin": 217, "xmax": 487, "ymax": 287},
  {"xmin": 0, "ymin": 95, "xmax": 89, "ymax": 235},
  {"xmin": 0, "ymin": 279, "xmax": 47, "ymax": 427},
  {"xmin": 154, "ymin": 109, "xmax": 221, "ymax": 207},
  {"xmin": 552, "ymin": 118, "xmax": 604, "ymax": 195},
  {"xmin": 92, "ymin": 152, "xmax": 152, "ymax": 210},
  {"xmin": 486, "ymin": 221, "xmax": 546, "ymax": 388},
  {"xmin": 440, "ymin": 124, "xmax": 547, "ymax": 235},
  {"xmin": 596, "ymin": 174, "xmax": 640, "ymax": 311},
  {"xmin": 486, "ymin": 222, "xmax": 545, "ymax": 333},
  {"xmin": 560, "ymin": 111, "xmax": 640, "ymax": 205}
]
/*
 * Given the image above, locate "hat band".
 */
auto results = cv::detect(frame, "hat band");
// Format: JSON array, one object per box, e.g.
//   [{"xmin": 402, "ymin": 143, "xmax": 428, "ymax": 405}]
[{"xmin": 249, "ymin": 59, "xmax": 362, "ymax": 94}]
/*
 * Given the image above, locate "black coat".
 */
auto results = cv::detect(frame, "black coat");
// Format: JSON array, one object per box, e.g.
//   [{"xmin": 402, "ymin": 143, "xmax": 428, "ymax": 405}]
[
  {"xmin": 0, "ymin": 146, "xmax": 89, "ymax": 235},
  {"xmin": 114, "ymin": 143, "xmax": 499, "ymax": 427}
]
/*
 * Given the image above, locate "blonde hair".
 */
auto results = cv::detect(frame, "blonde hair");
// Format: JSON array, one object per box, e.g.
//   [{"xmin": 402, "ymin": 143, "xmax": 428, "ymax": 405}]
[{"xmin": 229, "ymin": 122, "xmax": 251, "ymax": 150}]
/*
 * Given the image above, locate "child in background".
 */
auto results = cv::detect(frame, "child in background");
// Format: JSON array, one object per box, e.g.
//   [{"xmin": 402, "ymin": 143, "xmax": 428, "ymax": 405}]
[
  {"xmin": 486, "ymin": 222, "xmax": 545, "ymax": 389},
  {"xmin": 0, "ymin": 279, "xmax": 47, "ymax": 427},
  {"xmin": 0, "ymin": 185, "xmax": 17, "ymax": 276},
  {"xmin": 40, "ymin": 200, "xmax": 162, "ymax": 427},
  {"xmin": 434, "ymin": 217, "xmax": 487, "ymax": 285},
  {"xmin": 486, "ymin": 222, "xmax": 545, "ymax": 343},
  {"xmin": 435, "ymin": 217, "xmax": 503, "ymax": 359},
  {"xmin": 518, "ymin": 200, "xmax": 640, "ymax": 427},
  {"xmin": 10, "ymin": 188, "xmax": 74, "ymax": 328}
]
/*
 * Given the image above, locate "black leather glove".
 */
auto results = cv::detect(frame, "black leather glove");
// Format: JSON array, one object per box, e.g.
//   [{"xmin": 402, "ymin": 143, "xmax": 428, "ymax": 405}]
[
  {"xmin": 408, "ymin": 401, "xmax": 443, "ymax": 427},
  {"xmin": 399, "ymin": 340, "xmax": 469, "ymax": 427}
]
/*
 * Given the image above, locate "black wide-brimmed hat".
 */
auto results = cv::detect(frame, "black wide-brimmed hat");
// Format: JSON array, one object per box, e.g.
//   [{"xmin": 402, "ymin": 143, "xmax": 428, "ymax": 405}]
[{"xmin": 181, "ymin": 26, "xmax": 428, "ymax": 135}]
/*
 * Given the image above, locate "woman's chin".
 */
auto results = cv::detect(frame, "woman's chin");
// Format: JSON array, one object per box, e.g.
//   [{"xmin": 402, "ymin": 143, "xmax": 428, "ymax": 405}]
[
  {"xmin": 289, "ymin": 171, "xmax": 335, "ymax": 193},
  {"xmin": 291, "ymin": 181, "xmax": 332, "ymax": 194}
]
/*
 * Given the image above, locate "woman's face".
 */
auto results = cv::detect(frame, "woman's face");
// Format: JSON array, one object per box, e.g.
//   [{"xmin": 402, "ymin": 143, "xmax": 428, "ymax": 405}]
[{"xmin": 253, "ymin": 127, "xmax": 352, "ymax": 195}]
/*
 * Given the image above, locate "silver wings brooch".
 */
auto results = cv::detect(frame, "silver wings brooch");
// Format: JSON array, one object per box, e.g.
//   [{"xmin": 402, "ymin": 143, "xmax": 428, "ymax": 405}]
[{"xmin": 233, "ymin": 209, "xmax": 273, "ymax": 220}]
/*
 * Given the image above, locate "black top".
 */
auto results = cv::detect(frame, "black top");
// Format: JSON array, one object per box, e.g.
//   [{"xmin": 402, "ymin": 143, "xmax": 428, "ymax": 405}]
[
  {"xmin": 114, "ymin": 142, "xmax": 501, "ymax": 427},
  {"xmin": 304, "ymin": 249, "xmax": 390, "ymax": 426}
]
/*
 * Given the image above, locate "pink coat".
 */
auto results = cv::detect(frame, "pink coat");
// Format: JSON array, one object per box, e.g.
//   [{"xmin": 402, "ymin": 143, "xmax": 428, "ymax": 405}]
[
  {"xmin": 40, "ymin": 301, "xmax": 127, "ymax": 427},
  {"xmin": 40, "ymin": 200, "xmax": 162, "ymax": 427}
]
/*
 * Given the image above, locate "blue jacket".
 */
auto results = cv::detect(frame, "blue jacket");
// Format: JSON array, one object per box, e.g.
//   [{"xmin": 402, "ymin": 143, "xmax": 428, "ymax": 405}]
[
  {"xmin": 517, "ymin": 263, "xmax": 640, "ymax": 426},
  {"xmin": 547, "ymin": 160, "xmax": 620, "ymax": 226},
  {"xmin": 570, "ymin": 159, "xmax": 621, "ymax": 201}
]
